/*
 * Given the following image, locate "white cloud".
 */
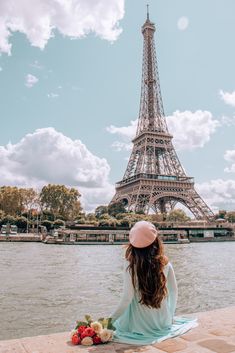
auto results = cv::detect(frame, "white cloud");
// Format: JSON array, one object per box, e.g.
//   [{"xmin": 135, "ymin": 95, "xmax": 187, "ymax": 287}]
[
  {"xmin": 220, "ymin": 90, "xmax": 235, "ymax": 107},
  {"xmin": 25, "ymin": 74, "xmax": 38, "ymax": 88},
  {"xmin": 224, "ymin": 149, "xmax": 235, "ymax": 173},
  {"xmin": 0, "ymin": 128, "xmax": 114, "ymax": 211},
  {"xmin": 0, "ymin": 66, "xmax": 2, "ymax": 72},
  {"xmin": 107, "ymin": 119, "xmax": 137, "ymax": 140},
  {"xmin": 111, "ymin": 141, "xmax": 132, "ymax": 151},
  {"xmin": 177, "ymin": 16, "xmax": 189, "ymax": 31},
  {"xmin": 47, "ymin": 93, "xmax": 59, "ymax": 98},
  {"xmin": 221, "ymin": 115, "xmax": 235, "ymax": 126},
  {"xmin": 106, "ymin": 119, "xmax": 137, "ymax": 151},
  {"xmin": 167, "ymin": 110, "xmax": 219, "ymax": 151},
  {"xmin": 196, "ymin": 179, "xmax": 235, "ymax": 210},
  {"xmin": 106, "ymin": 110, "xmax": 219, "ymax": 152},
  {"xmin": 0, "ymin": 0, "xmax": 125, "ymax": 55}
]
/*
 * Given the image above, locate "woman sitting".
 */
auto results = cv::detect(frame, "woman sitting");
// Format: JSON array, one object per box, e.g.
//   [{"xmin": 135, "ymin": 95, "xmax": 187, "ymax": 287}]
[{"xmin": 110, "ymin": 221, "xmax": 197, "ymax": 345}]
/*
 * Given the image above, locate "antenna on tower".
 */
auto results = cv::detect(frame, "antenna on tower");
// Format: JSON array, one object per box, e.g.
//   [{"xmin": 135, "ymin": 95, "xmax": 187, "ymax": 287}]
[{"xmin": 147, "ymin": 4, "xmax": 150, "ymax": 21}]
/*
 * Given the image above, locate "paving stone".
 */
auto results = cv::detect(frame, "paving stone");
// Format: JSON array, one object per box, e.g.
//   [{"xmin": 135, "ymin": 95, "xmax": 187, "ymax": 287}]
[
  {"xmin": 0, "ymin": 341, "xmax": 27, "ymax": 353},
  {"xmin": 87, "ymin": 343, "xmax": 117, "ymax": 353},
  {"xmin": 210, "ymin": 328, "xmax": 235, "ymax": 337},
  {"xmin": 198, "ymin": 338, "xmax": 235, "ymax": 353},
  {"xmin": 21, "ymin": 332, "xmax": 85, "ymax": 353},
  {"xmin": 114, "ymin": 346, "xmax": 161, "ymax": 353},
  {"xmin": 153, "ymin": 338, "xmax": 187, "ymax": 352},
  {"xmin": 134, "ymin": 346, "xmax": 163, "ymax": 353},
  {"xmin": 229, "ymin": 335, "xmax": 235, "ymax": 344},
  {"xmin": 114, "ymin": 343, "xmax": 142, "ymax": 353},
  {"xmin": 181, "ymin": 332, "xmax": 213, "ymax": 342},
  {"xmin": 177, "ymin": 346, "xmax": 215, "ymax": 353}
]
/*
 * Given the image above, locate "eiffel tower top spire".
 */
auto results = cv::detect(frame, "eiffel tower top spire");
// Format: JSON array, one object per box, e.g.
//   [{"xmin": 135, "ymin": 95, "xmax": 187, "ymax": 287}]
[
  {"xmin": 146, "ymin": 4, "xmax": 150, "ymax": 21},
  {"xmin": 137, "ymin": 6, "xmax": 168, "ymax": 136}
]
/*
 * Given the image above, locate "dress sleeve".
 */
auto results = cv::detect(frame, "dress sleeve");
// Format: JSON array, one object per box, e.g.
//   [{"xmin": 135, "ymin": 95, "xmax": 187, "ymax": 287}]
[
  {"xmin": 166, "ymin": 262, "xmax": 178, "ymax": 318},
  {"xmin": 110, "ymin": 260, "xmax": 134, "ymax": 322}
]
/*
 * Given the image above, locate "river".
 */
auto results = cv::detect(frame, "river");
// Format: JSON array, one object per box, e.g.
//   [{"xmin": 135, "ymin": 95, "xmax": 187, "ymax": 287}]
[{"xmin": 0, "ymin": 242, "xmax": 234, "ymax": 340}]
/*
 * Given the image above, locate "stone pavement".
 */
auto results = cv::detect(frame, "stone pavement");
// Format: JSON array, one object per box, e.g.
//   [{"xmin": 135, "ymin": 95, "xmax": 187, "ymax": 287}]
[{"xmin": 1, "ymin": 306, "xmax": 235, "ymax": 353}]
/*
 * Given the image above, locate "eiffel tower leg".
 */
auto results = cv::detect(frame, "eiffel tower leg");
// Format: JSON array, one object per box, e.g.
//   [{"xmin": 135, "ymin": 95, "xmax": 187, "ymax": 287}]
[{"xmin": 183, "ymin": 189, "xmax": 214, "ymax": 221}]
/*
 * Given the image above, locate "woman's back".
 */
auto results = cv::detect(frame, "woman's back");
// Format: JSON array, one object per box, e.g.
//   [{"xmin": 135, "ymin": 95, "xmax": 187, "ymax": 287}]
[
  {"xmin": 110, "ymin": 221, "xmax": 197, "ymax": 345},
  {"xmin": 111, "ymin": 261, "xmax": 177, "ymax": 334}
]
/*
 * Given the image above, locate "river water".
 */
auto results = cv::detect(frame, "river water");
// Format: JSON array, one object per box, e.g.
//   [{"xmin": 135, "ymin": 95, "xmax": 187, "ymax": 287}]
[{"xmin": 0, "ymin": 242, "xmax": 234, "ymax": 341}]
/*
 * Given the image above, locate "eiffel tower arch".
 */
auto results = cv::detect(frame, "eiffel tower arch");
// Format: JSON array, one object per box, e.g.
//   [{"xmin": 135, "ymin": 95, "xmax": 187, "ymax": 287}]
[{"xmin": 111, "ymin": 8, "xmax": 214, "ymax": 221}]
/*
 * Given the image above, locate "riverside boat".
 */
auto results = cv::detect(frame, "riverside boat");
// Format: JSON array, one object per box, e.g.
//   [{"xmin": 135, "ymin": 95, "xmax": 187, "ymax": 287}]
[{"xmin": 42, "ymin": 224, "xmax": 235, "ymax": 245}]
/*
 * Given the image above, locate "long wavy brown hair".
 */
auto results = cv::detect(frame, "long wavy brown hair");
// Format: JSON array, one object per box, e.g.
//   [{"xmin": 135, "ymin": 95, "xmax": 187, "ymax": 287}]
[{"xmin": 125, "ymin": 236, "xmax": 168, "ymax": 309}]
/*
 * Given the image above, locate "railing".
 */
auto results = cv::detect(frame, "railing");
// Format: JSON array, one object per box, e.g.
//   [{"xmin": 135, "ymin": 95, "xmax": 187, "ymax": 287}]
[{"xmin": 116, "ymin": 173, "xmax": 194, "ymax": 187}]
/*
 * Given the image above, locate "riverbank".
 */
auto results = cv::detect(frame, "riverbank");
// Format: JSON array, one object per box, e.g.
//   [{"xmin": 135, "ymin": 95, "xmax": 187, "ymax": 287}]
[
  {"xmin": 1, "ymin": 306, "xmax": 234, "ymax": 353},
  {"xmin": 1, "ymin": 233, "xmax": 235, "ymax": 244},
  {"xmin": 0, "ymin": 234, "xmax": 41, "ymax": 242}
]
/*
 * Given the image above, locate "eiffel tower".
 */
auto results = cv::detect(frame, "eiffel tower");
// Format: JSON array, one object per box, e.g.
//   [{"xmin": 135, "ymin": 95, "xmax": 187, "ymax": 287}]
[{"xmin": 111, "ymin": 8, "xmax": 214, "ymax": 220}]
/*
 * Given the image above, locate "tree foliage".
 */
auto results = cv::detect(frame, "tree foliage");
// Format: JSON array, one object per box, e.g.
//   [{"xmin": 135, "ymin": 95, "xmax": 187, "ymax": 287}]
[
  {"xmin": 40, "ymin": 184, "xmax": 82, "ymax": 220},
  {"xmin": 54, "ymin": 219, "xmax": 65, "ymax": 228},
  {"xmin": 41, "ymin": 220, "xmax": 54, "ymax": 230},
  {"xmin": 95, "ymin": 205, "xmax": 108, "ymax": 219},
  {"xmin": 166, "ymin": 209, "xmax": 190, "ymax": 223},
  {"xmin": 15, "ymin": 216, "xmax": 28, "ymax": 229},
  {"xmin": 226, "ymin": 212, "xmax": 235, "ymax": 223},
  {"xmin": 1, "ymin": 215, "xmax": 16, "ymax": 225},
  {"xmin": 0, "ymin": 186, "xmax": 24, "ymax": 216},
  {"xmin": 108, "ymin": 201, "xmax": 126, "ymax": 217},
  {"xmin": 216, "ymin": 210, "xmax": 227, "ymax": 219}
]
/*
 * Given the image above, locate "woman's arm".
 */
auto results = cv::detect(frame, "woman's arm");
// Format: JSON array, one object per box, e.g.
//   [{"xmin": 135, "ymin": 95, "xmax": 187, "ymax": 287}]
[
  {"xmin": 167, "ymin": 262, "xmax": 178, "ymax": 318},
  {"xmin": 109, "ymin": 261, "xmax": 134, "ymax": 322}
]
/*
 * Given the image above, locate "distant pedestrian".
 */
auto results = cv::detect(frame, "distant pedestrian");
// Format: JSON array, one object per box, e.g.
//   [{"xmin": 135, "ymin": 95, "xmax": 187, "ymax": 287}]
[{"xmin": 109, "ymin": 221, "xmax": 197, "ymax": 345}]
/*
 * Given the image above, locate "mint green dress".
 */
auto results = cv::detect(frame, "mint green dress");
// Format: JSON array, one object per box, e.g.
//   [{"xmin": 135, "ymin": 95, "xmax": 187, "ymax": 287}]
[{"xmin": 110, "ymin": 261, "xmax": 197, "ymax": 345}]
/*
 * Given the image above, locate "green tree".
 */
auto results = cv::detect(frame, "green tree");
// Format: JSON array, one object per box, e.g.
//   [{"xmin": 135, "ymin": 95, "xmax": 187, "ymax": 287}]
[
  {"xmin": 40, "ymin": 184, "xmax": 82, "ymax": 220},
  {"xmin": 117, "ymin": 213, "xmax": 149, "ymax": 227},
  {"xmin": 85, "ymin": 213, "xmax": 99, "ymax": 225},
  {"xmin": 42, "ymin": 210, "xmax": 55, "ymax": 221},
  {"xmin": 226, "ymin": 211, "xmax": 235, "ymax": 223},
  {"xmin": 75, "ymin": 217, "xmax": 86, "ymax": 224},
  {"xmin": 166, "ymin": 209, "xmax": 190, "ymax": 223},
  {"xmin": 41, "ymin": 220, "xmax": 54, "ymax": 231},
  {"xmin": 148, "ymin": 214, "xmax": 164, "ymax": 223},
  {"xmin": 0, "ymin": 210, "xmax": 5, "ymax": 221},
  {"xmin": 216, "ymin": 210, "xmax": 227, "ymax": 219},
  {"xmin": 15, "ymin": 216, "xmax": 28, "ymax": 230},
  {"xmin": 108, "ymin": 201, "xmax": 126, "ymax": 217},
  {"xmin": 98, "ymin": 214, "xmax": 118, "ymax": 227},
  {"xmin": 1, "ymin": 215, "xmax": 16, "ymax": 225},
  {"xmin": 0, "ymin": 186, "xmax": 24, "ymax": 216},
  {"xmin": 53, "ymin": 219, "xmax": 65, "ymax": 228},
  {"xmin": 20, "ymin": 188, "xmax": 38, "ymax": 212},
  {"xmin": 95, "ymin": 205, "xmax": 108, "ymax": 218}
]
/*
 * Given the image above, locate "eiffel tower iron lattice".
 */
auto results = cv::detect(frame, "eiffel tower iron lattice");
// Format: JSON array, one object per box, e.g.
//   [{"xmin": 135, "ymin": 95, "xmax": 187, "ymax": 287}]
[{"xmin": 111, "ymin": 9, "xmax": 214, "ymax": 220}]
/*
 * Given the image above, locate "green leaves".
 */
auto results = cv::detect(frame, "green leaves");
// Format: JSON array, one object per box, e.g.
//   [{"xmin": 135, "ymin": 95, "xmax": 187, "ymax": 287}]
[
  {"xmin": 84, "ymin": 314, "xmax": 92, "ymax": 324},
  {"xmin": 107, "ymin": 318, "xmax": 116, "ymax": 330},
  {"xmin": 75, "ymin": 315, "xmax": 93, "ymax": 329},
  {"xmin": 75, "ymin": 316, "xmax": 115, "ymax": 331},
  {"xmin": 97, "ymin": 317, "xmax": 115, "ymax": 330},
  {"xmin": 75, "ymin": 321, "xmax": 87, "ymax": 329},
  {"xmin": 40, "ymin": 184, "xmax": 82, "ymax": 221}
]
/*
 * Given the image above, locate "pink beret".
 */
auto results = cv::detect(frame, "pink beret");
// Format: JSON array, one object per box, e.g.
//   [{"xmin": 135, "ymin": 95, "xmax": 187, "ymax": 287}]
[{"xmin": 129, "ymin": 221, "xmax": 157, "ymax": 248}]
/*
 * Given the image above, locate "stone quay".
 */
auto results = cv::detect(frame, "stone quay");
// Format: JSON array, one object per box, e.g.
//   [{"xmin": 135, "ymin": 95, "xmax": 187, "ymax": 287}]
[{"xmin": 1, "ymin": 306, "xmax": 235, "ymax": 353}]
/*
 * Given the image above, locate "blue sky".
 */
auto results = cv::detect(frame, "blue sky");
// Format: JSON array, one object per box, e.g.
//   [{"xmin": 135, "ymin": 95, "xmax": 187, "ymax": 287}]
[{"xmin": 0, "ymin": 0, "xmax": 235, "ymax": 211}]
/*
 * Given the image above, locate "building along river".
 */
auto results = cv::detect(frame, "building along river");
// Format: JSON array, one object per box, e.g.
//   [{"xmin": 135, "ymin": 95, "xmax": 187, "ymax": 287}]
[{"xmin": 0, "ymin": 242, "xmax": 234, "ymax": 341}]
